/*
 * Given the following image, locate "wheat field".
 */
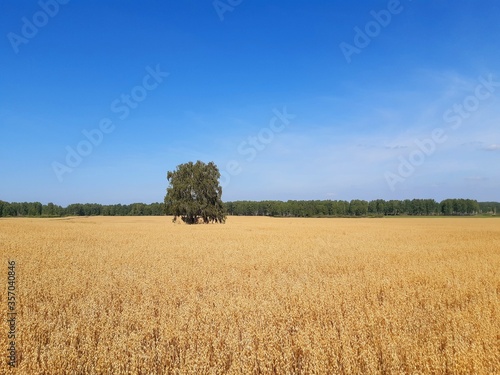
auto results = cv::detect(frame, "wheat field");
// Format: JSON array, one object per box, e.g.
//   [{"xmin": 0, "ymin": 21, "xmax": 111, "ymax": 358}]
[{"xmin": 1, "ymin": 216, "xmax": 499, "ymax": 374}]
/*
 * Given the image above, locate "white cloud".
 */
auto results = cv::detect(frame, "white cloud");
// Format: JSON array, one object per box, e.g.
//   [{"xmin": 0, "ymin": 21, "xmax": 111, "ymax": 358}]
[{"xmin": 483, "ymin": 144, "xmax": 500, "ymax": 151}]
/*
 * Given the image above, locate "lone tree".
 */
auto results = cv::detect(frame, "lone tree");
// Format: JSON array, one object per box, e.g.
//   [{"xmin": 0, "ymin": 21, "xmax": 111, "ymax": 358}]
[{"xmin": 164, "ymin": 161, "xmax": 226, "ymax": 224}]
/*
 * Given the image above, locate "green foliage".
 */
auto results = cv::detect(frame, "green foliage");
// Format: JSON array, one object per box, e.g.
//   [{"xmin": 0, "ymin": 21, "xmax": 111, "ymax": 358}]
[
  {"xmin": 224, "ymin": 198, "xmax": 486, "ymax": 217},
  {"xmin": 0, "ymin": 201, "xmax": 165, "ymax": 217},
  {"xmin": 478, "ymin": 201, "xmax": 500, "ymax": 215},
  {"xmin": 349, "ymin": 200, "xmax": 369, "ymax": 216},
  {"xmin": 0, "ymin": 201, "xmax": 43, "ymax": 217},
  {"xmin": 441, "ymin": 199, "xmax": 480, "ymax": 215},
  {"xmin": 0, "ymin": 198, "xmax": 493, "ymax": 218},
  {"xmin": 164, "ymin": 161, "xmax": 226, "ymax": 224}
]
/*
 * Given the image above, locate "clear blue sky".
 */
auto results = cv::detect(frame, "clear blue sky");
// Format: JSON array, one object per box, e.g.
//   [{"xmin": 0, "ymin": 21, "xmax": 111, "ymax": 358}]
[{"xmin": 1, "ymin": 0, "xmax": 499, "ymax": 205}]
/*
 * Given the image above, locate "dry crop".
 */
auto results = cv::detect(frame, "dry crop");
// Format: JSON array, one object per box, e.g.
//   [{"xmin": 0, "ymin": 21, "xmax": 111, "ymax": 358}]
[{"xmin": 1, "ymin": 216, "xmax": 499, "ymax": 374}]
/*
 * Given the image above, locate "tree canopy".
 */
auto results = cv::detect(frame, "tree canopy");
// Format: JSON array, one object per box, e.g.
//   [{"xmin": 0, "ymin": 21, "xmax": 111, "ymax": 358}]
[
  {"xmin": 0, "ymin": 198, "xmax": 492, "ymax": 218},
  {"xmin": 164, "ymin": 161, "xmax": 226, "ymax": 224},
  {"xmin": 224, "ymin": 198, "xmax": 483, "ymax": 217}
]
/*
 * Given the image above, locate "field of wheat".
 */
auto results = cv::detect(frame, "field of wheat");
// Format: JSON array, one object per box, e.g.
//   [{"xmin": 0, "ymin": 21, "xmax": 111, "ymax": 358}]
[{"xmin": 0, "ymin": 216, "xmax": 499, "ymax": 374}]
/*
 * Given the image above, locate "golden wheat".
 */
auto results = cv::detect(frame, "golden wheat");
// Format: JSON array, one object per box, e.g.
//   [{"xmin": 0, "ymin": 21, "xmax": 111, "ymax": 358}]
[{"xmin": 1, "ymin": 216, "xmax": 499, "ymax": 374}]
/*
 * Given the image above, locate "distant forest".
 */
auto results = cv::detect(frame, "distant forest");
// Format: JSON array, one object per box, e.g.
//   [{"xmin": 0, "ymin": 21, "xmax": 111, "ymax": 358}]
[{"xmin": 0, "ymin": 199, "xmax": 499, "ymax": 218}]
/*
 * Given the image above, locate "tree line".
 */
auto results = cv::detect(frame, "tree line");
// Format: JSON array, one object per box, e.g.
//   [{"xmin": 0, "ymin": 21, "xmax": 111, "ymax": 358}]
[
  {"xmin": 0, "ymin": 198, "xmax": 497, "ymax": 218},
  {"xmin": 225, "ymin": 199, "xmax": 490, "ymax": 217},
  {"xmin": 0, "ymin": 201, "xmax": 165, "ymax": 217}
]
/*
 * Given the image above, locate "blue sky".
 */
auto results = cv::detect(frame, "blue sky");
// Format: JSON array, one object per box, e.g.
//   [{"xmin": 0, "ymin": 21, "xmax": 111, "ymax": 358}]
[{"xmin": 1, "ymin": 0, "xmax": 499, "ymax": 205}]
